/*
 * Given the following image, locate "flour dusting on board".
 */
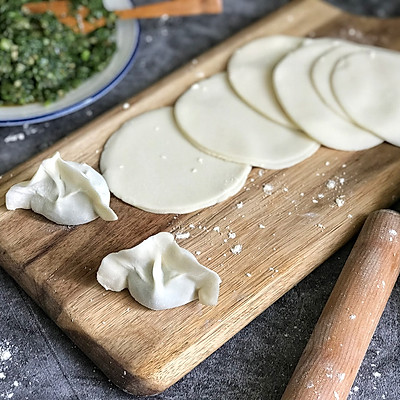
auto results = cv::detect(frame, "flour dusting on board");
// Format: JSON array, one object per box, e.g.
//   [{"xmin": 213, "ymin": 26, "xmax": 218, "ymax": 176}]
[
  {"xmin": 175, "ymin": 232, "xmax": 190, "ymax": 240},
  {"xmin": 263, "ymin": 183, "xmax": 274, "ymax": 195},
  {"xmin": 231, "ymin": 244, "xmax": 242, "ymax": 255}
]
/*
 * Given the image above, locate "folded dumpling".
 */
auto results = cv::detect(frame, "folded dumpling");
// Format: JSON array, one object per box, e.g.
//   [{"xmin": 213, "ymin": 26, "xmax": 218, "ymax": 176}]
[
  {"xmin": 6, "ymin": 152, "xmax": 117, "ymax": 225},
  {"xmin": 97, "ymin": 232, "xmax": 221, "ymax": 310}
]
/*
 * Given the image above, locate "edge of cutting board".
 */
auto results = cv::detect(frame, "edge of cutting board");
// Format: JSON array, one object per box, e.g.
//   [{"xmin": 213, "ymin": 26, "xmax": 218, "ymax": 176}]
[{"xmin": 1, "ymin": 0, "xmax": 400, "ymax": 395}]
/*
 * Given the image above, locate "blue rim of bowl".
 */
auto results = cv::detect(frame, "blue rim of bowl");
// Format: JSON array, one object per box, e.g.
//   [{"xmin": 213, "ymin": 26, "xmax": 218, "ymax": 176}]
[{"xmin": 0, "ymin": 21, "xmax": 141, "ymax": 127}]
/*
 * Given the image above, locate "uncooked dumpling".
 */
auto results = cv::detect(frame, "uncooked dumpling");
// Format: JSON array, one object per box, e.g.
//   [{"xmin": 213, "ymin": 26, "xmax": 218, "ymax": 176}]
[
  {"xmin": 273, "ymin": 38, "xmax": 383, "ymax": 151},
  {"xmin": 174, "ymin": 72, "xmax": 319, "ymax": 169},
  {"xmin": 100, "ymin": 107, "xmax": 251, "ymax": 214},
  {"xmin": 6, "ymin": 152, "xmax": 117, "ymax": 225},
  {"xmin": 228, "ymin": 35, "xmax": 303, "ymax": 128},
  {"xmin": 97, "ymin": 232, "xmax": 222, "ymax": 310},
  {"xmin": 331, "ymin": 49, "xmax": 400, "ymax": 147}
]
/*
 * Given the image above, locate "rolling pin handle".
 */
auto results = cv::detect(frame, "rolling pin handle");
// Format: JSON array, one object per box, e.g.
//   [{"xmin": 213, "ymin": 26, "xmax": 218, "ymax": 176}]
[{"xmin": 281, "ymin": 209, "xmax": 400, "ymax": 400}]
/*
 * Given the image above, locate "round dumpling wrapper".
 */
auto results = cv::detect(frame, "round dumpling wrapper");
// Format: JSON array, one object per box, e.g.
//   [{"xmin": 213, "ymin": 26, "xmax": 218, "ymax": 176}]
[
  {"xmin": 100, "ymin": 107, "xmax": 251, "ymax": 214},
  {"xmin": 311, "ymin": 42, "xmax": 364, "ymax": 118},
  {"xmin": 228, "ymin": 35, "xmax": 303, "ymax": 128},
  {"xmin": 331, "ymin": 49, "xmax": 400, "ymax": 147},
  {"xmin": 273, "ymin": 38, "xmax": 383, "ymax": 151},
  {"xmin": 174, "ymin": 72, "xmax": 319, "ymax": 169}
]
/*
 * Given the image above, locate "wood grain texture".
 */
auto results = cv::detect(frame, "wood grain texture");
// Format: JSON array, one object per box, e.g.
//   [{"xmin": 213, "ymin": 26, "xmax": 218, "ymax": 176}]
[
  {"xmin": 1, "ymin": 0, "xmax": 400, "ymax": 395},
  {"xmin": 281, "ymin": 209, "xmax": 400, "ymax": 400}
]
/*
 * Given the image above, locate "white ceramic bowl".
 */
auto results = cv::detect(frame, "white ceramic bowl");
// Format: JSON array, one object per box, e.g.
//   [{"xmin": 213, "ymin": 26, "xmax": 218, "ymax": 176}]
[{"xmin": 0, "ymin": 19, "xmax": 140, "ymax": 127}]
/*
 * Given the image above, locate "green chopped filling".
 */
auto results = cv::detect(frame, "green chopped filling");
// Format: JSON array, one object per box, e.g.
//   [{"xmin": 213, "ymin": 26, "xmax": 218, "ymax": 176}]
[{"xmin": 0, "ymin": 0, "xmax": 117, "ymax": 105}]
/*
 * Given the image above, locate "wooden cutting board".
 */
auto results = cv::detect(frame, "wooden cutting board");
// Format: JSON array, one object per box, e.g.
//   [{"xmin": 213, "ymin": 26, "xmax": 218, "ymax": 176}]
[{"xmin": 1, "ymin": 0, "xmax": 400, "ymax": 395}]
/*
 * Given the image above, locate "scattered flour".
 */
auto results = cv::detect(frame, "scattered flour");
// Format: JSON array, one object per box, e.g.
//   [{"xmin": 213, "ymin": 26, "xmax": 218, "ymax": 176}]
[
  {"xmin": 0, "ymin": 350, "xmax": 11, "ymax": 362},
  {"xmin": 160, "ymin": 13, "xmax": 169, "ymax": 22},
  {"xmin": 334, "ymin": 391, "xmax": 340, "ymax": 400},
  {"xmin": 263, "ymin": 183, "xmax": 274, "ymax": 195},
  {"xmin": 0, "ymin": 341, "xmax": 19, "ymax": 400},
  {"xmin": 335, "ymin": 197, "xmax": 345, "ymax": 207},
  {"xmin": 337, "ymin": 372, "xmax": 346, "ymax": 382},
  {"xmin": 326, "ymin": 180, "xmax": 336, "ymax": 189},
  {"xmin": 231, "ymin": 244, "xmax": 242, "ymax": 255},
  {"xmin": 4, "ymin": 133, "xmax": 25, "ymax": 143},
  {"xmin": 175, "ymin": 232, "xmax": 190, "ymax": 240}
]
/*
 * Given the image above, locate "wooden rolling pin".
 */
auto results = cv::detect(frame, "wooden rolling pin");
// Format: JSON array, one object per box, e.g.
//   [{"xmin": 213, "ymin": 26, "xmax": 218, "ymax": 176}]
[{"xmin": 281, "ymin": 209, "xmax": 400, "ymax": 400}]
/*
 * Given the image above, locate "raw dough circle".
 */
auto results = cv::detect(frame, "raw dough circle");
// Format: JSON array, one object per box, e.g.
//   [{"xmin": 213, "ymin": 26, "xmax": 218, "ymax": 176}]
[
  {"xmin": 174, "ymin": 72, "xmax": 319, "ymax": 169},
  {"xmin": 228, "ymin": 35, "xmax": 303, "ymax": 128},
  {"xmin": 311, "ymin": 42, "xmax": 363, "ymax": 118},
  {"xmin": 100, "ymin": 107, "xmax": 251, "ymax": 214},
  {"xmin": 273, "ymin": 38, "xmax": 383, "ymax": 151},
  {"xmin": 331, "ymin": 49, "xmax": 400, "ymax": 146}
]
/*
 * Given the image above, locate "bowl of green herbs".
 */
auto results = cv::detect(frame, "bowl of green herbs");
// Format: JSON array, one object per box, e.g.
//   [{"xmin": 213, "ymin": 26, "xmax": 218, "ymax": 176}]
[{"xmin": 0, "ymin": 0, "xmax": 140, "ymax": 126}]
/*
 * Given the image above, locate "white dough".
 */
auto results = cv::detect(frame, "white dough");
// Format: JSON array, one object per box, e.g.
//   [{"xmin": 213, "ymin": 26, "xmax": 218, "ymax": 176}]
[
  {"xmin": 6, "ymin": 152, "xmax": 117, "ymax": 225},
  {"xmin": 97, "ymin": 232, "xmax": 221, "ymax": 310},
  {"xmin": 331, "ymin": 49, "xmax": 400, "ymax": 147},
  {"xmin": 273, "ymin": 38, "xmax": 383, "ymax": 151},
  {"xmin": 311, "ymin": 42, "xmax": 363, "ymax": 118},
  {"xmin": 174, "ymin": 72, "xmax": 320, "ymax": 169},
  {"xmin": 100, "ymin": 107, "xmax": 251, "ymax": 214},
  {"xmin": 228, "ymin": 35, "xmax": 303, "ymax": 128}
]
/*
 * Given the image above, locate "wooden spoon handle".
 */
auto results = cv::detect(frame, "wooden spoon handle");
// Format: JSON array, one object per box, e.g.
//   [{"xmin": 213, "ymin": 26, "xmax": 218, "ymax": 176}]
[
  {"xmin": 281, "ymin": 209, "xmax": 400, "ymax": 400},
  {"xmin": 115, "ymin": 0, "xmax": 223, "ymax": 19},
  {"xmin": 24, "ymin": 0, "xmax": 222, "ymax": 19},
  {"xmin": 22, "ymin": 0, "xmax": 70, "ymax": 15}
]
